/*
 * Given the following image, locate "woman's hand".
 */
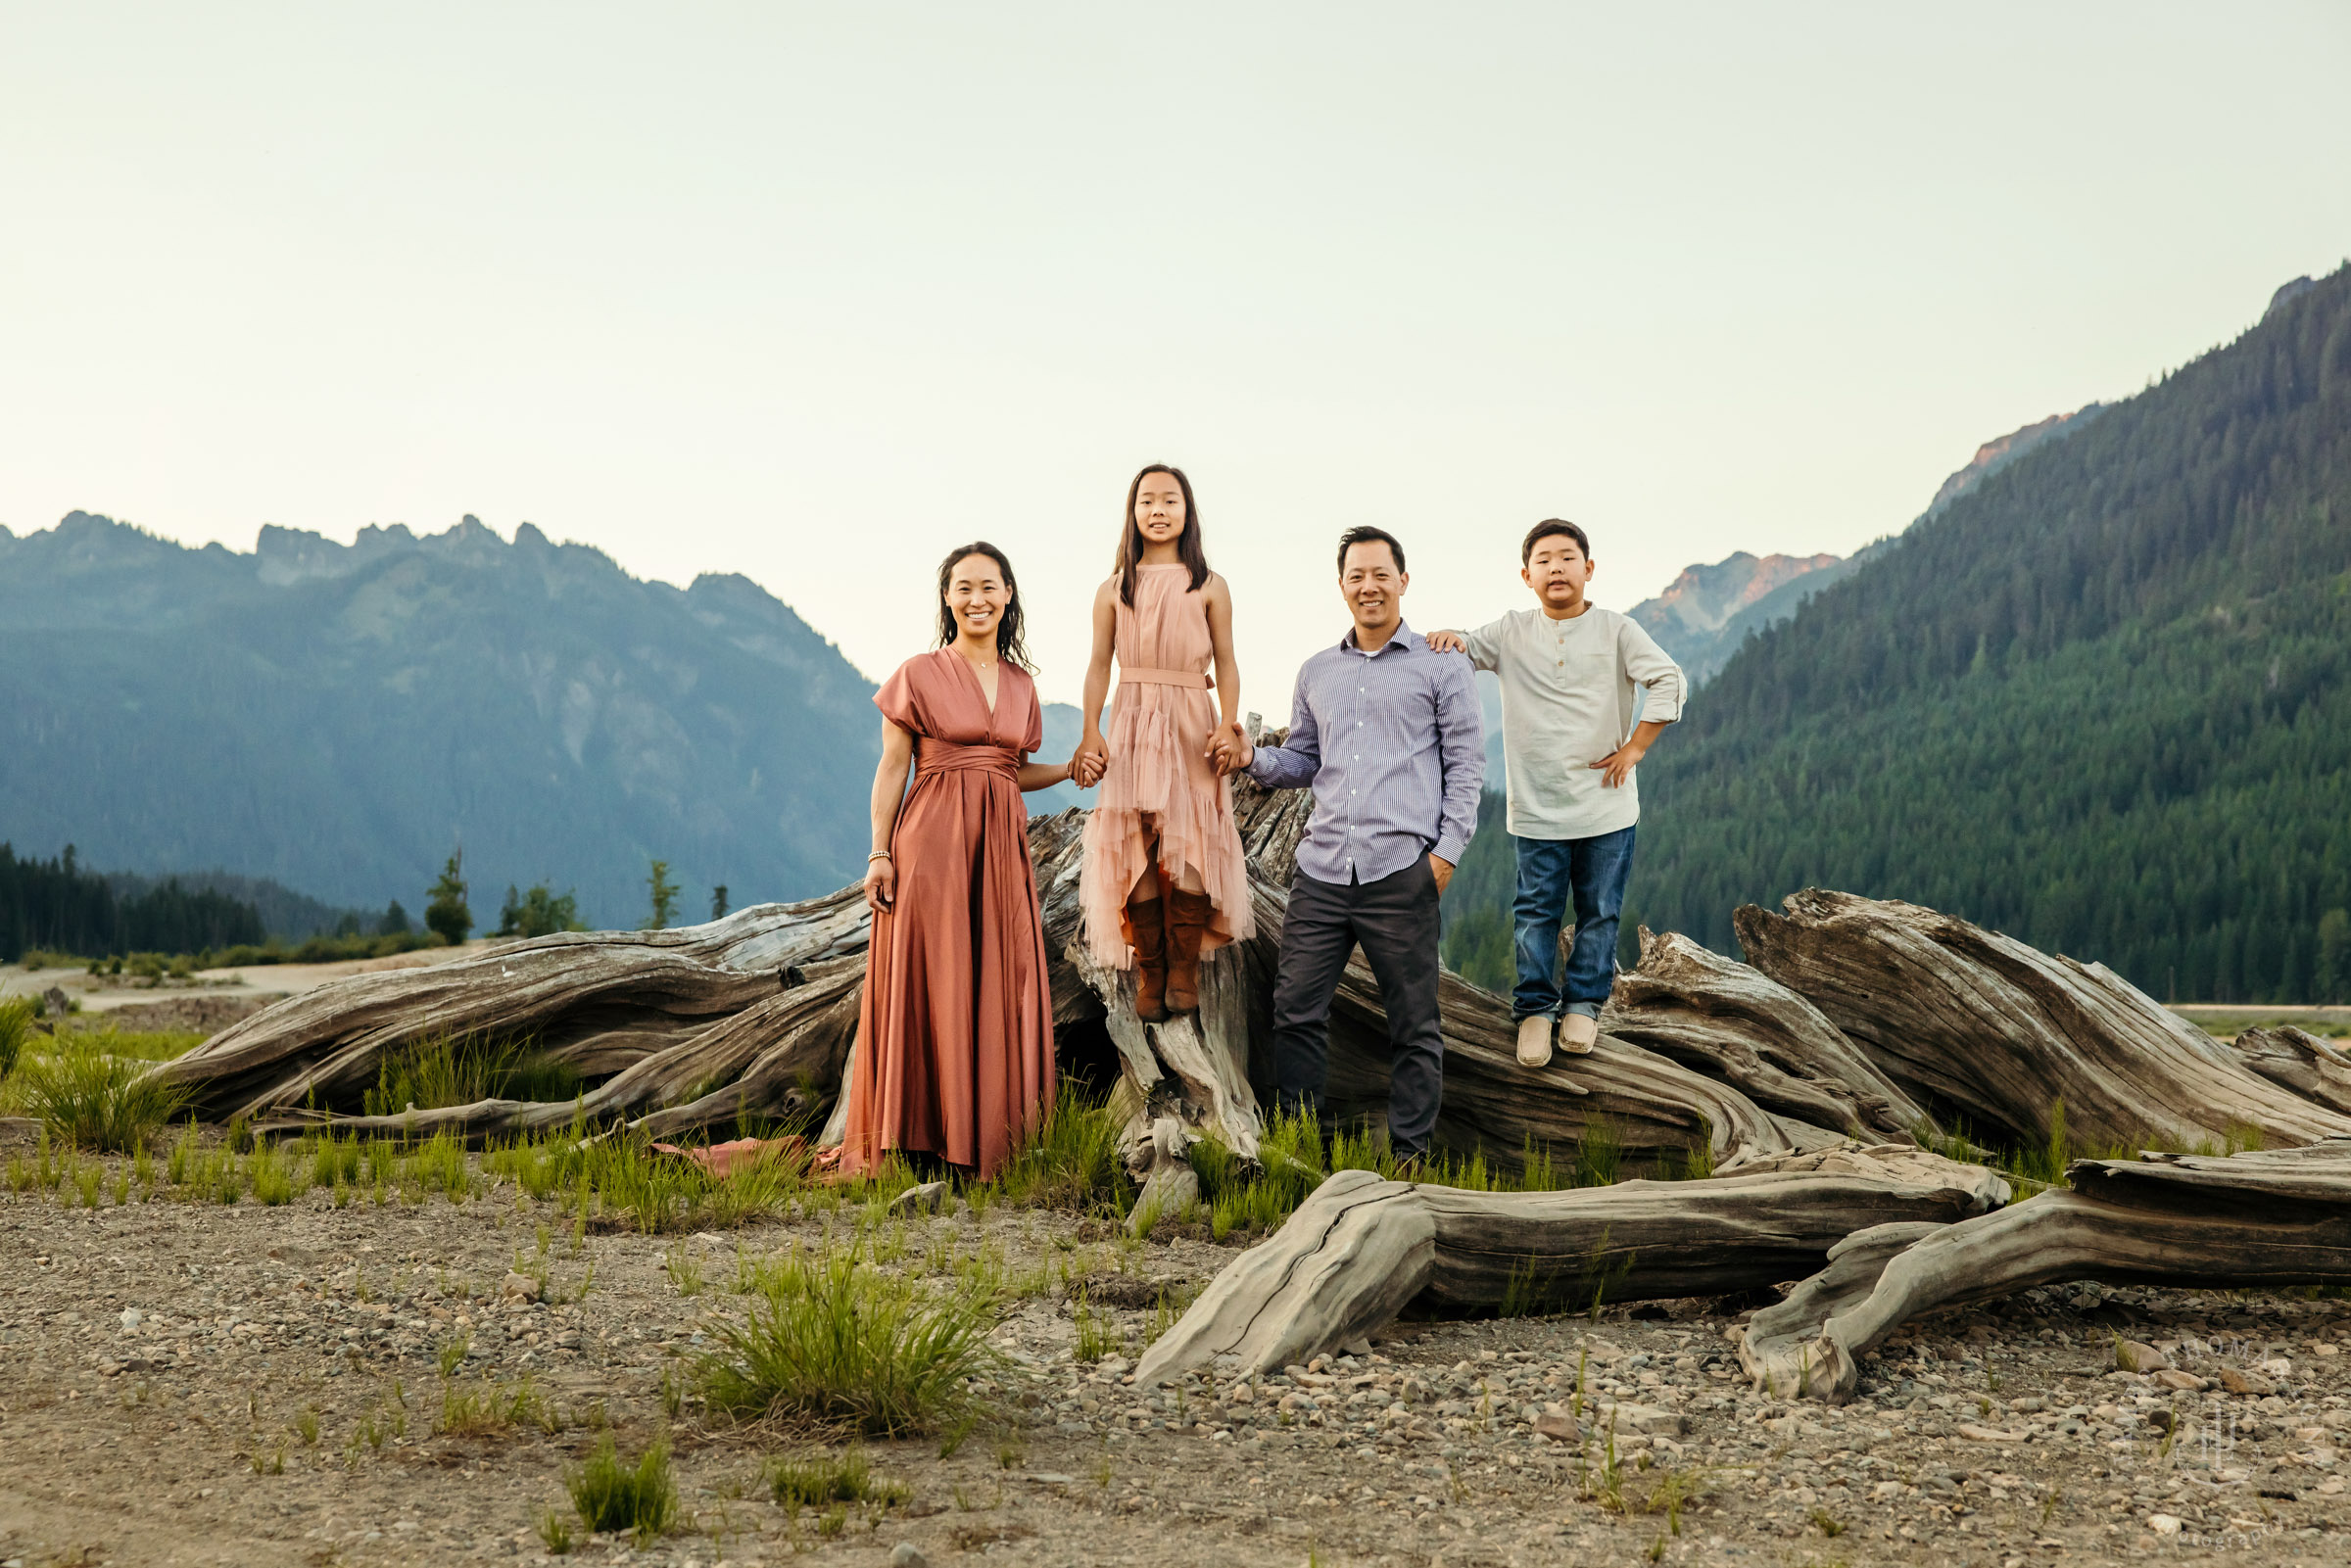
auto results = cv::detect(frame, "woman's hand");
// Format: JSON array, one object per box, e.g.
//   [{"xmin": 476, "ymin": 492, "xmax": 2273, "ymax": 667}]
[
  {"xmin": 863, "ymin": 856, "xmax": 896, "ymax": 914},
  {"xmin": 1072, "ymin": 733, "xmax": 1110, "ymax": 788}
]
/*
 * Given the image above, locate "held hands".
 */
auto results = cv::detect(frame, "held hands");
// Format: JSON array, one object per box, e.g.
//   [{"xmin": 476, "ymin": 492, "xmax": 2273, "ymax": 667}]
[
  {"xmin": 1424, "ymin": 629, "xmax": 1468, "ymax": 654},
  {"xmin": 1207, "ymin": 721, "xmax": 1253, "ymax": 776},
  {"xmin": 862, "ymin": 856, "xmax": 895, "ymax": 915},
  {"xmin": 1070, "ymin": 734, "xmax": 1110, "ymax": 789},
  {"xmin": 1591, "ymin": 741, "xmax": 1647, "ymax": 788}
]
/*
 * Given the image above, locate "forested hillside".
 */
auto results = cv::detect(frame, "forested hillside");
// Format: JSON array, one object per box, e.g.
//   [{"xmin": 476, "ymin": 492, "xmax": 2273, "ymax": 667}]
[
  {"xmin": 1446, "ymin": 266, "xmax": 2351, "ymax": 1003},
  {"xmin": 0, "ymin": 515, "xmax": 883, "ymax": 925}
]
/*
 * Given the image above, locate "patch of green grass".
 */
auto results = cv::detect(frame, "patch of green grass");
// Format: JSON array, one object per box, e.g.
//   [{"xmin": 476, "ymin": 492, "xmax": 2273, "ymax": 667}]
[
  {"xmin": 698, "ymin": 1245, "xmax": 1003, "ymax": 1437},
  {"xmin": 769, "ymin": 1449, "xmax": 910, "ymax": 1510},
  {"xmin": 563, "ymin": 1434, "xmax": 678, "ymax": 1545},
  {"xmin": 984, "ymin": 1079, "xmax": 1129, "ymax": 1212},
  {"xmin": 362, "ymin": 1030, "xmax": 580, "ymax": 1117},
  {"xmin": 13, "ymin": 1032, "xmax": 189, "ymax": 1151}
]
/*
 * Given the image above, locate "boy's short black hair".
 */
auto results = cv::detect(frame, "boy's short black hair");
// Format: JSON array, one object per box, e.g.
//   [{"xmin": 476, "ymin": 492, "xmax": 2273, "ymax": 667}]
[
  {"xmin": 1522, "ymin": 517, "xmax": 1591, "ymax": 564},
  {"xmin": 1336, "ymin": 526, "xmax": 1407, "ymax": 577}
]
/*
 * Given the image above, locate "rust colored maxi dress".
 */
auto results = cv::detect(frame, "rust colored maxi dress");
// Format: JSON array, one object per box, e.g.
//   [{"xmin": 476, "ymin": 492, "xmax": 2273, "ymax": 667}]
[{"xmin": 839, "ymin": 649, "xmax": 1057, "ymax": 1179}]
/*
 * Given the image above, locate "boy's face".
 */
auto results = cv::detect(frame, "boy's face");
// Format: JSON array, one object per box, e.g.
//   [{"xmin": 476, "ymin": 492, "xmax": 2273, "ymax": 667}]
[{"xmin": 1523, "ymin": 535, "xmax": 1593, "ymax": 612}]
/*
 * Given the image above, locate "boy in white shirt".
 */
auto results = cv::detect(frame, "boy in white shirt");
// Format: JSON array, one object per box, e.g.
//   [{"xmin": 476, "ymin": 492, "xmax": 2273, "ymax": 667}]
[{"xmin": 1428, "ymin": 519, "xmax": 1687, "ymax": 1068}]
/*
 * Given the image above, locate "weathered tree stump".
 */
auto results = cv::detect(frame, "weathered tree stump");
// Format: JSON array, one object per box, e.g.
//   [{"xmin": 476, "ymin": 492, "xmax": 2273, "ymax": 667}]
[{"xmin": 1734, "ymin": 890, "xmax": 2351, "ymax": 1154}]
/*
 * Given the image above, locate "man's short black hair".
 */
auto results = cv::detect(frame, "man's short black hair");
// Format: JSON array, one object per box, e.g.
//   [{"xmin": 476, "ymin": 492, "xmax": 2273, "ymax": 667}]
[
  {"xmin": 1522, "ymin": 517, "xmax": 1591, "ymax": 565},
  {"xmin": 1336, "ymin": 526, "xmax": 1407, "ymax": 577}
]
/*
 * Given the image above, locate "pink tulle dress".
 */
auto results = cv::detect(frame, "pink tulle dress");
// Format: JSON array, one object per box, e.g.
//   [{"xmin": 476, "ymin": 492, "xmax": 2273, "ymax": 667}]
[{"xmin": 1079, "ymin": 565, "xmax": 1256, "ymax": 967}]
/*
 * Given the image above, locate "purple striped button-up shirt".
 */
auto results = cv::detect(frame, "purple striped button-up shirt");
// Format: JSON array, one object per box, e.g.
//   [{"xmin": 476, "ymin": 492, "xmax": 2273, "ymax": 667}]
[{"xmin": 1247, "ymin": 622, "xmax": 1485, "ymax": 885}]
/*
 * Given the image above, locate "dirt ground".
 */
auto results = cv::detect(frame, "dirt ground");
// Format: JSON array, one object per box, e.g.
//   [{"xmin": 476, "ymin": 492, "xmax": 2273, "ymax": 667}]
[{"xmin": 3, "ymin": 1128, "xmax": 2347, "ymax": 1568}]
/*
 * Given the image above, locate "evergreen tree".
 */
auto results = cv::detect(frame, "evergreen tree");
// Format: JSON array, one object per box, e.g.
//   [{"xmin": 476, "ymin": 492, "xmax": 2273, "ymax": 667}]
[
  {"xmin": 644, "ymin": 859, "xmax": 680, "ymax": 931},
  {"xmin": 711, "ymin": 884, "xmax": 730, "ymax": 922},
  {"xmin": 378, "ymin": 900, "xmax": 411, "ymax": 936},
  {"xmin": 425, "ymin": 851, "xmax": 472, "ymax": 947}
]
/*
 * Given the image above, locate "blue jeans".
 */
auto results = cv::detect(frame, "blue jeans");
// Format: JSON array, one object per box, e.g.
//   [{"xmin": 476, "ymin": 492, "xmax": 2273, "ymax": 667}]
[{"xmin": 1511, "ymin": 826, "xmax": 1637, "ymax": 1022}]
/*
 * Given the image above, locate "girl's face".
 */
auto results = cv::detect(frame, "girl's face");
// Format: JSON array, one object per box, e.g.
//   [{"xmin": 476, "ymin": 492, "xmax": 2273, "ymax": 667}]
[
  {"xmin": 944, "ymin": 553, "xmax": 1012, "ymax": 646},
  {"xmin": 1132, "ymin": 472, "xmax": 1187, "ymax": 547}
]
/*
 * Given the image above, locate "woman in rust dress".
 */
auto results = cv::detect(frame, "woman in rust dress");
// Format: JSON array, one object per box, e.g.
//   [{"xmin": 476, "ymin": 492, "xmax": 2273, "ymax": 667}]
[{"xmin": 840, "ymin": 542, "xmax": 1079, "ymax": 1180}]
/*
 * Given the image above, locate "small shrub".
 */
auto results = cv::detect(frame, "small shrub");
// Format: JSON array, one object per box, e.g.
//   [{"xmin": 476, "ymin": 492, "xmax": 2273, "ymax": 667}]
[
  {"xmin": 698, "ymin": 1246, "xmax": 1002, "ymax": 1436},
  {"xmin": 564, "ymin": 1434, "xmax": 678, "ymax": 1544},
  {"xmin": 15, "ymin": 1033, "xmax": 188, "ymax": 1151}
]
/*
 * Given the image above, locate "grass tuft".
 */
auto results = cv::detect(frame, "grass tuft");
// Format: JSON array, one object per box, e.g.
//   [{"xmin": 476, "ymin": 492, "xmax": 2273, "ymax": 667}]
[
  {"xmin": 769, "ymin": 1449, "xmax": 910, "ymax": 1510},
  {"xmin": 363, "ymin": 1030, "xmax": 580, "ymax": 1117},
  {"xmin": 698, "ymin": 1245, "xmax": 1002, "ymax": 1436},
  {"xmin": 14, "ymin": 1033, "xmax": 188, "ymax": 1151},
  {"xmin": 563, "ymin": 1434, "xmax": 678, "ymax": 1545}
]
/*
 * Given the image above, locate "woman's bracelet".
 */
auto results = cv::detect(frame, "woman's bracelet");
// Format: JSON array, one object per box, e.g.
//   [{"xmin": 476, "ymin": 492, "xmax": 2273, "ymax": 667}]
[{"xmin": 867, "ymin": 850, "xmax": 892, "ymax": 864}]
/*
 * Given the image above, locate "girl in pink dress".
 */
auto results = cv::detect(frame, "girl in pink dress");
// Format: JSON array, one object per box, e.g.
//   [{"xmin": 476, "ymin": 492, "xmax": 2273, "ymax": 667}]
[{"xmin": 1073, "ymin": 465, "xmax": 1255, "ymax": 1019}]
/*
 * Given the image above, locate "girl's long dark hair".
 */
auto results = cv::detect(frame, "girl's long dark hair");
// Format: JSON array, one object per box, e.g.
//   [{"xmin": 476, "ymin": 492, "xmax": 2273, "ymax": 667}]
[
  {"xmin": 1115, "ymin": 463, "xmax": 1211, "ymax": 607},
  {"xmin": 935, "ymin": 541, "xmax": 1034, "ymax": 672}
]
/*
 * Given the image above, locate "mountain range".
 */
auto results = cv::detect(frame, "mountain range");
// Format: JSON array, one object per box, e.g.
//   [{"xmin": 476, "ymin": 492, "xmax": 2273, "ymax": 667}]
[
  {"xmin": 1622, "ymin": 402, "xmax": 2104, "ymax": 686},
  {"xmin": 0, "ymin": 514, "xmax": 891, "ymax": 927}
]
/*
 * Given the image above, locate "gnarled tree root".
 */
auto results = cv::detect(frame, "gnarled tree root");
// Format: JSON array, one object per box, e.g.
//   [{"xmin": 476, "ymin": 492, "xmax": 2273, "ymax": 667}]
[
  {"xmin": 1135, "ymin": 1144, "xmax": 2009, "ymax": 1385},
  {"xmin": 1735, "ymin": 890, "xmax": 2351, "ymax": 1153},
  {"xmin": 1741, "ymin": 1138, "xmax": 2351, "ymax": 1402}
]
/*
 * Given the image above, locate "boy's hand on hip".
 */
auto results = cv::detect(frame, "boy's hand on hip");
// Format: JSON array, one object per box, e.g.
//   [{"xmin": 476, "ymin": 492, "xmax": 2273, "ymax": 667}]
[
  {"xmin": 1429, "ymin": 854, "xmax": 1455, "ymax": 896},
  {"xmin": 1591, "ymin": 743, "xmax": 1646, "ymax": 788}
]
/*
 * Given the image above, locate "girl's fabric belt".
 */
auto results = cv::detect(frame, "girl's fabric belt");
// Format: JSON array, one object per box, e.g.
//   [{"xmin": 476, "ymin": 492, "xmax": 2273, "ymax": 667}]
[
  {"xmin": 1119, "ymin": 667, "xmax": 1212, "ymax": 689},
  {"xmin": 916, "ymin": 744, "xmax": 1020, "ymax": 779}
]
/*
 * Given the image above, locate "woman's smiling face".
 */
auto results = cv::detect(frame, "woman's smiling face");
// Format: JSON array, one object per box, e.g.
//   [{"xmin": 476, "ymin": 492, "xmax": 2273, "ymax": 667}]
[{"xmin": 944, "ymin": 552, "xmax": 1011, "ymax": 644}]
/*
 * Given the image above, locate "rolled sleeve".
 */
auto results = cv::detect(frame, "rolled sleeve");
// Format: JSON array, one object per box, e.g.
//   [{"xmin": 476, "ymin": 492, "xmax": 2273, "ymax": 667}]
[{"xmin": 1620, "ymin": 620, "xmax": 1687, "ymax": 726}]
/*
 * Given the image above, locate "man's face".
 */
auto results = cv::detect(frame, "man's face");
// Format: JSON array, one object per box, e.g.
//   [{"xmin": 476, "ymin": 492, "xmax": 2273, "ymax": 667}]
[
  {"xmin": 1523, "ymin": 534, "xmax": 1593, "ymax": 610},
  {"xmin": 1340, "ymin": 541, "xmax": 1407, "ymax": 635}
]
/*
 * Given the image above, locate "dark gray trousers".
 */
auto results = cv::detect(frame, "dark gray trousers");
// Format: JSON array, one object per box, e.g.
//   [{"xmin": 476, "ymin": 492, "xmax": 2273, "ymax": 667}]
[{"xmin": 1270, "ymin": 855, "xmax": 1445, "ymax": 1160}]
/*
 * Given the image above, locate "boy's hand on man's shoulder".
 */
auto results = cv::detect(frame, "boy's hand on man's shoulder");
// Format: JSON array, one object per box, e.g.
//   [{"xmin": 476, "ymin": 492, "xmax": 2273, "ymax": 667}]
[{"xmin": 1424, "ymin": 629, "xmax": 1468, "ymax": 654}]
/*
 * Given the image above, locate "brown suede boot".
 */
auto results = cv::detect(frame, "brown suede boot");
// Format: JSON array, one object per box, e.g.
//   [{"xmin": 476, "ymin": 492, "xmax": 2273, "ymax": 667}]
[
  {"xmin": 1165, "ymin": 889, "xmax": 1214, "ymax": 1013},
  {"xmin": 1128, "ymin": 895, "xmax": 1170, "ymax": 1022}
]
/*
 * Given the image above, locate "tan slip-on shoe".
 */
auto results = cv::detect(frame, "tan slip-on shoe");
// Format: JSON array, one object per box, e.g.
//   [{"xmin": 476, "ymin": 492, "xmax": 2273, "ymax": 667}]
[
  {"xmin": 1559, "ymin": 1013, "xmax": 1599, "ymax": 1054},
  {"xmin": 1515, "ymin": 1013, "xmax": 1555, "ymax": 1069}
]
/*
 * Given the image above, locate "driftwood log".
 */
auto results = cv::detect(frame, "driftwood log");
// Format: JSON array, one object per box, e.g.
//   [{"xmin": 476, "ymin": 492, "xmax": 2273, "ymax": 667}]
[
  {"xmin": 1740, "ymin": 1139, "xmax": 2351, "ymax": 1402},
  {"xmin": 1735, "ymin": 890, "xmax": 2351, "ymax": 1153},
  {"xmin": 2230, "ymin": 1025, "xmax": 2351, "ymax": 1117},
  {"xmin": 1133, "ymin": 1144, "xmax": 2011, "ymax": 1384},
  {"xmin": 1600, "ymin": 927, "xmax": 1937, "ymax": 1145}
]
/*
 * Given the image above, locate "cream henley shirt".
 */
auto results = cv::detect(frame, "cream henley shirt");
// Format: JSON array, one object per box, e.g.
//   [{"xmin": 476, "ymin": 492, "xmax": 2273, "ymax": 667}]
[{"xmin": 1461, "ymin": 603, "xmax": 1688, "ymax": 841}]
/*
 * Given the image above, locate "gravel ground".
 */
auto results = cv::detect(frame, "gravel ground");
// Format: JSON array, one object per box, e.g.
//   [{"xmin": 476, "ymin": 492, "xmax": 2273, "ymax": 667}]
[{"xmin": 4, "ymin": 1127, "xmax": 2347, "ymax": 1568}]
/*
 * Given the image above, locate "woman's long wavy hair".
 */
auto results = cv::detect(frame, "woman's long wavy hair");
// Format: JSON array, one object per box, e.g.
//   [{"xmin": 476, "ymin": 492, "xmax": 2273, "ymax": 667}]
[
  {"xmin": 935, "ymin": 541, "xmax": 1034, "ymax": 672},
  {"xmin": 1114, "ymin": 463, "xmax": 1211, "ymax": 607}
]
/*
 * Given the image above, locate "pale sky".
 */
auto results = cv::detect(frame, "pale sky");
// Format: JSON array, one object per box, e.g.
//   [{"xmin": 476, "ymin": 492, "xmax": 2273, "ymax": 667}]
[{"xmin": 4, "ymin": 3, "xmax": 2347, "ymax": 708}]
